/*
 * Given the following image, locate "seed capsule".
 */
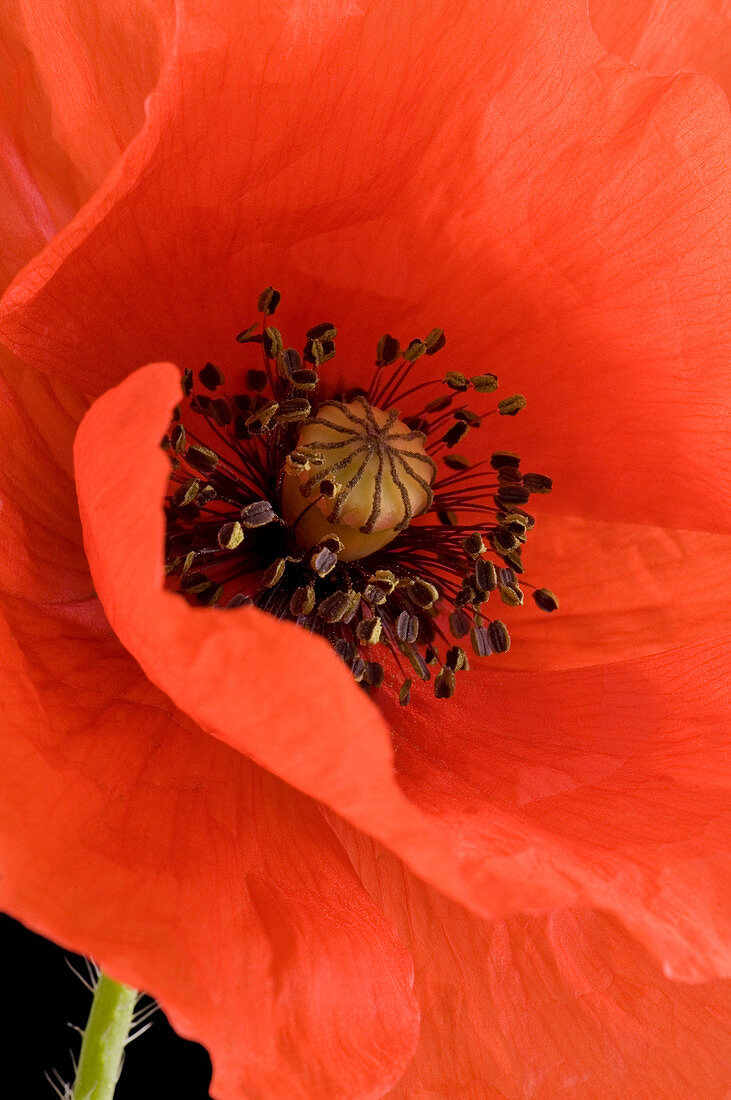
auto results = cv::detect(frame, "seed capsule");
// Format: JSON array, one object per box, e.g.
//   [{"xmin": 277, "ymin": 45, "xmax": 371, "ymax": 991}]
[{"xmin": 280, "ymin": 397, "xmax": 436, "ymax": 560}]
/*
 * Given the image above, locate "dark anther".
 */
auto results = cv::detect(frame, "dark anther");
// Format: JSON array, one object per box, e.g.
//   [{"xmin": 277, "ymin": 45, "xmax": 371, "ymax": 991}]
[
  {"xmin": 471, "ymin": 373, "xmax": 498, "ymax": 393},
  {"xmin": 240, "ymin": 500, "xmax": 278, "ymax": 528},
  {"xmin": 445, "ymin": 646, "xmax": 467, "ymax": 672},
  {"xmin": 356, "ymin": 618, "xmax": 383, "ymax": 645},
  {"xmin": 181, "ymin": 368, "xmax": 193, "ymax": 396},
  {"xmin": 410, "ymin": 579, "xmax": 440, "ymax": 609},
  {"xmin": 474, "ymin": 558, "xmax": 497, "ymax": 593},
  {"xmin": 263, "ymin": 326, "xmax": 283, "ymax": 359},
  {"xmin": 310, "ymin": 544, "xmax": 339, "ymax": 577},
  {"xmin": 445, "ymin": 371, "xmax": 469, "ymax": 392},
  {"xmin": 396, "ymin": 611, "xmax": 419, "ymax": 643},
  {"xmin": 462, "ymin": 532, "xmax": 485, "ymax": 559},
  {"xmin": 504, "ymin": 549, "xmax": 524, "ymax": 573},
  {"xmin": 425, "ymin": 395, "xmax": 452, "ymax": 413},
  {"xmin": 424, "ymin": 328, "xmax": 446, "ymax": 355},
  {"xmin": 425, "ymin": 646, "xmax": 439, "ymax": 665},
  {"xmin": 227, "ymin": 593, "xmax": 253, "ymax": 608},
  {"xmin": 492, "ymin": 529, "xmax": 519, "ymax": 555},
  {"xmin": 364, "ymin": 661, "xmax": 385, "ymax": 687},
  {"xmin": 246, "ymin": 401, "xmax": 279, "ymax": 433},
  {"xmin": 470, "ymin": 625, "xmax": 492, "ymax": 656},
  {"xmin": 187, "ymin": 444, "xmax": 219, "ymax": 473},
  {"xmin": 180, "ymin": 571, "xmax": 211, "ymax": 594},
  {"xmin": 523, "ymin": 473, "xmax": 553, "ymax": 494},
  {"xmin": 376, "ymin": 333, "xmax": 401, "ymax": 366},
  {"xmin": 490, "ymin": 451, "xmax": 520, "ymax": 469},
  {"xmin": 437, "ymin": 509, "xmax": 458, "ymax": 526},
  {"xmin": 442, "ymin": 421, "xmax": 468, "ymax": 448},
  {"xmin": 278, "ymin": 398, "xmax": 311, "ymax": 422},
  {"xmin": 172, "ymin": 479, "xmax": 200, "ymax": 507},
  {"xmin": 289, "ymin": 586, "xmax": 315, "ymax": 616},
  {"xmin": 318, "ymin": 590, "xmax": 355, "ymax": 623},
  {"xmin": 304, "ymin": 338, "xmax": 335, "ymax": 365},
  {"xmin": 335, "ymin": 639, "xmax": 357, "ymax": 664},
  {"xmin": 246, "ymin": 368, "xmax": 268, "ymax": 391},
  {"xmin": 444, "ymin": 454, "xmax": 471, "ymax": 470},
  {"xmin": 351, "ymin": 656, "xmax": 367, "ymax": 682},
  {"xmin": 236, "ymin": 323, "xmax": 262, "ymax": 343},
  {"xmin": 434, "ymin": 667, "xmax": 456, "ymax": 699},
  {"xmin": 455, "ymin": 580, "xmax": 477, "ymax": 607},
  {"xmin": 363, "ymin": 582, "xmax": 388, "ymax": 605},
  {"xmin": 257, "ymin": 287, "xmax": 281, "ymax": 315},
  {"xmin": 262, "ymin": 558, "xmax": 287, "ymax": 587},
  {"xmin": 171, "ymin": 423, "xmax": 186, "ymax": 454},
  {"xmin": 487, "ymin": 620, "xmax": 511, "ymax": 653},
  {"xmin": 306, "ymin": 322, "xmax": 337, "ymax": 341},
  {"xmin": 449, "ymin": 609, "xmax": 471, "ymax": 638},
  {"xmin": 454, "ymin": 409, "xmax": 480, "ymax": 424},
  {"xmin": 532, "ymin": 588, "xmax": 559, "ymax": 612},
  {"xmin": 496, "ymin": 485, "xmax": 531, "ymax": 505},
  {"xmin": 498, "ymin": 584, "xmax": 524, "ymax": 607},
  {"xmin": 290, "ymin": 368, "xmax": 319, "ymax": 391},
  {"xmin": 401, "ymin": 339, "xmax": 426, "ymax": 363},
  {"xmin": 217, "ymin": 521, "xmax": 244, "ymax": 550},
  {"xmin": 399, "ymin": 679, "xmax": 412, "ymax": 706},
  {"xmin": 402, "ymin": 645, "xmax": 430, "ymax": 681},
  {"xmin": 277, "ymin": 348, "xmax": 302, "ymax": 380},
  {"xmin": 498, "ymin": 394, "xmax": 527, "ymax": 416},
  {"xmin": 199, "ymin": 362, "xmax": 225, "ymax": 391}
]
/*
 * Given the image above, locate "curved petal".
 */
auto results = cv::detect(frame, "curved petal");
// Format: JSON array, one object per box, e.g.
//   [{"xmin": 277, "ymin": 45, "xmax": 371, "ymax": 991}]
[
  {"xmin": 75, "ymin": 362, "xmax": 731, "ymax": 981},
  {"xmin": 0, "ymin": 0, "xmax": 175, "ymax": 229},
  {"xmin": 501, "ymin": 513, "xmax": 731, "ymax": 670},
  {"xmin": 589, "ymin": 0, "xmax": 731, "ymax": 102},
  {"xmin": 0, "ymin": 599, "xmax": 419, "ymax": 1099},
  {"xmin": 0, "ymin": 359, "xmax": 419, "ymax": 1098},
  {"xmin": 0, "ymin": 355, "xmax": 90, "ymax": 601},
  {"xmin": 0, "ymin": 0, "xmax": 728, "ymax": 533},
  {"xmin": 335, "ymin": 829, "xmax": 731, "ymax": 1099}
]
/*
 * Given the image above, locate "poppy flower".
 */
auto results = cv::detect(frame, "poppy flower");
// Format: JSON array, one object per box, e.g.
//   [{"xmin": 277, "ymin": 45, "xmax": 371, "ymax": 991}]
[{"xmin": 1, "ymin": 0, "xmax": 730, "ymax": 1097}]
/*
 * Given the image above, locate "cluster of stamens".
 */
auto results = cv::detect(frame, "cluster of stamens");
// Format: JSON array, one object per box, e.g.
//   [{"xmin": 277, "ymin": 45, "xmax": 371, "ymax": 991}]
[{"xmin": 162, "ymin": 289, "xmax": 557, "ymax": 703}]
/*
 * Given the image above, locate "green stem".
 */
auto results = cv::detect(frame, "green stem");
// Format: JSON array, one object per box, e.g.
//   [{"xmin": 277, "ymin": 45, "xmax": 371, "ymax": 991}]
[{"xmin": 72, "ymin": 972, "xmax": 138, "ymax": 1100}]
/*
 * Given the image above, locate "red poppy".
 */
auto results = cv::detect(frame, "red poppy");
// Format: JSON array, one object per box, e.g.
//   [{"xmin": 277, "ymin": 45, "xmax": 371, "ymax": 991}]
[{"xmin": 1, "ymin": 1, "xmax": 730, "ymax": 1097}]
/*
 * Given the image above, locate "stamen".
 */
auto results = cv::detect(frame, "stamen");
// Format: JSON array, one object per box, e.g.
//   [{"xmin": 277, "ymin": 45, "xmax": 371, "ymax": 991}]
[{"xmin": 162, "ymin": 291, "xmax": 554, "ymax": 703}]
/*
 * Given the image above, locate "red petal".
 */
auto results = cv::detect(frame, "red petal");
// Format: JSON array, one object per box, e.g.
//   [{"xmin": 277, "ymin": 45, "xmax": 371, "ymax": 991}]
[
  {"xmin": 75, "ymin": 363, "xmax": 731, "ymax": 981},
  {"xmin": 1, "ymin": 0, "xmax": 728, "ymax": 533},
  {"xmin": 0, "ymin": 0, "xmax": 174, "ymax": 229},
  {"xmin": 335, "ymin": 829, "xmax": 731, "ymax": 1099},
  {"xmin": 590, "ymin": 0, "xmax": 731, "ymax": 101},
  {"xmin": 0, "ymin": 363, "xmax": 419, "ymax": 1097},
  {"xmin": 500, "ymin": 513, "xmax": 731, "ymax": 670}
]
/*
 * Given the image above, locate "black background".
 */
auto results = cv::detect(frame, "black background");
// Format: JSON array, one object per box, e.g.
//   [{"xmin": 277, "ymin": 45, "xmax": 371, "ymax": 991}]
[{"xmin": 3, "ymin": 914, "xmax": 212, "ymax": 1099}]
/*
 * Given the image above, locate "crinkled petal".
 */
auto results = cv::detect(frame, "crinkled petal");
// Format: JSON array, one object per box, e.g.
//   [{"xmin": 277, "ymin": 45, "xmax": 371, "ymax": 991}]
[
  {"xmin": 75, "ymin": 363, "xmax": 731, "ymax": 980},
  {"xmin": 502, "ymin": 513, "xmax": 731, "ymax": 670},
  {"xmin": 0, "ymin": 363, "xmax": 419, "ymax": 1100},
  {"xmin": 0, "ymin": 604, "xmax": 419, "ymax": 1100},
  {"xmin": 0, "ymin": 0, "xmax": 728, "ymax": 532},
  {"xmin": 334, "ymin": 828, "xmax": 731, "ymax": 1100},
  {"xmin": 0, "ymin": 0, "xmax": 174, "ymax": 228},
  {"xmin": 590, "ymin": 0, "xmax": 731, "ymax": 102}
]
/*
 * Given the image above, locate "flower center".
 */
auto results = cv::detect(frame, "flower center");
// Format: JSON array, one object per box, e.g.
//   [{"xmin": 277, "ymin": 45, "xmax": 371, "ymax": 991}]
[
  {"xmin": 162, "ymin": 290, "xmax": 557, "ymax": 702},
  {"xmin": 280, "ymin": 398, "xmax": 435, "ymax": 560}
]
